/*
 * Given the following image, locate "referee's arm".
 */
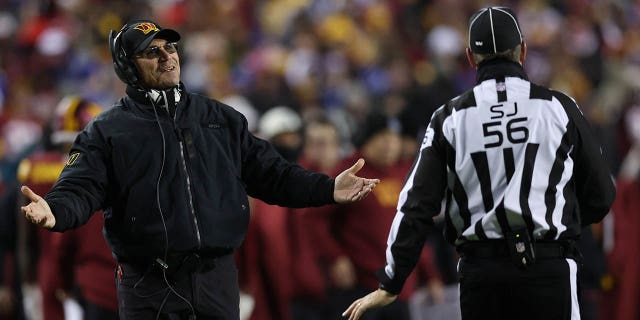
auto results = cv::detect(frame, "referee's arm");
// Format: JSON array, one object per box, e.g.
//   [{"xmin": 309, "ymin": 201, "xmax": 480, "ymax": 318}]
[
  {"xmin": 377, "ymin": 117, "xmax": 448, "ymax": 295},
  {"xmin": 342, "ymin": 119, "xmax": 449, "ymax": 320},
  {"xmin": 555, "ymin": 91, "xmax": 616, "ymax": 226}
]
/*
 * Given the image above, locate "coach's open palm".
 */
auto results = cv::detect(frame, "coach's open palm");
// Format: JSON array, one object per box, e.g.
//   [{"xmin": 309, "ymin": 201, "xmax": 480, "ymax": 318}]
[
  {"xmin": 342, "ymin": 289, "xmax": 397, "ymax": 320},
  {"xmin": 333, "ymin": 158, "xmax": 380, "ymax": 203},
  {"xmin": 20, "ymin": 186, "xmax": 56, "ymax": 229}
]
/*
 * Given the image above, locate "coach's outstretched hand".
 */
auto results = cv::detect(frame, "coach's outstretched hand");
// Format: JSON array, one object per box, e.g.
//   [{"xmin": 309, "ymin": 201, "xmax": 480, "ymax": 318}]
[
  {"xmin": 333, "ymin": 158, "xmax": 379, "ymax": 204},
  {"xmin": 20, "ymin": 186, "xmax": 56, "ymax": 229},
  {"xmin": 342, "ymin": 289, "xmax": 397, "ymax": 320}
]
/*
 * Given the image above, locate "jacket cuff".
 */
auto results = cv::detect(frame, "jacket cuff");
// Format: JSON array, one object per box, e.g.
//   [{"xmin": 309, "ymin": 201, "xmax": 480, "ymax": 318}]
[
  {"xmin": 46, "ymin": 201, "xmax": 68, "ymax": 233},
  {"xmin": 325, "ymin": 177, "xmax": 337, "ymax": 204},
  {"xmin": 376, "ymin": 268, "xmax": 403, "ymax": 295}
]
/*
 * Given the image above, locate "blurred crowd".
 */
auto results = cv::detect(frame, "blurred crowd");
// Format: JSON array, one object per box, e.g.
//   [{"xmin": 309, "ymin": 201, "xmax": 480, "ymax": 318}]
[{"xmin": 0, "ymin": 0, "xmax": 639, "ymax": 319}]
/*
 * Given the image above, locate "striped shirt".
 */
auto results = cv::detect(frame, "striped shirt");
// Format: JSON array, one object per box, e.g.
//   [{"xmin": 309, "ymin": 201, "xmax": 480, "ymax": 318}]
[{"xmin": 378, "ymin": 59, "xmax": 615, "ymax": 294}]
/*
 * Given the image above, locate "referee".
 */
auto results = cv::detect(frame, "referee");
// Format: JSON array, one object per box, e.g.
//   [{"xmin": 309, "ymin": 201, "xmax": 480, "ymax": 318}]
[{"xmin": 343, "ymin": 6, "xmax": 615, "ymax": 320}]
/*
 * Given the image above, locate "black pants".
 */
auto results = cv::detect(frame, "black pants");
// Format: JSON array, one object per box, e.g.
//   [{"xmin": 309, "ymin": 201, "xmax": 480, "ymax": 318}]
[
  {"xmin": 83, "ymin": 301, "xmax": 118, "ymax": 320},
  {"xmin": 458, "ymin": 256, "xmax": 581, "ymax": 320},
  {"xmin": 116, "ymin": 254, "xmax": 239, "ymax": 320}
]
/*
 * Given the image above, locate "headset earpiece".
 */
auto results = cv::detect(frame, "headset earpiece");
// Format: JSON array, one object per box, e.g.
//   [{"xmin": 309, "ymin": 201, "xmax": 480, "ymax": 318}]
[{"xmin": 109, "ymin": 25, "xmax": 141, "ymax": 89}]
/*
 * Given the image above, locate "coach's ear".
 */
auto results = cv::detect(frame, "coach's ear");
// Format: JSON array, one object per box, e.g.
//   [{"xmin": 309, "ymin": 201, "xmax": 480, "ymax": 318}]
[{"xmin": 466, "ymin": 47, "xmax": 478, "ymax": 69}]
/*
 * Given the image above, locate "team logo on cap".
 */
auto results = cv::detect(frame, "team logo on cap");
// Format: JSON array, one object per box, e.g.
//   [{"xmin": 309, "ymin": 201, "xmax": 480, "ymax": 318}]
[{"xmin": 134, "ymin": 22, "xmax": 159, "ymax": 35}]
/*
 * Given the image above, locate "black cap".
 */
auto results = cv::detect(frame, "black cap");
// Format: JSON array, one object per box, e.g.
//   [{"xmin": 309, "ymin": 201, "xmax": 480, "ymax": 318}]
[
  {"xmin": 468, "ymin": 7, "xmax": 522, "ymax": 54},
  {"xmin": 120, "ymin": 20, "xmax": 180, "ymax": 56}
]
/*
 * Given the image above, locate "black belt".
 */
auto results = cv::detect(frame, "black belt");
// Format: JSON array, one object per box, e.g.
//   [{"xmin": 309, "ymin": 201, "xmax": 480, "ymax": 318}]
[
  {"xmin": 458, "ymin": 240, "xmax": 577, "ymax": 260},
  {"xmin": 165, "ymin": 248, "xmax": 233, "ymax": 265},
  {"xmin": 120, "ymin": 248, "xmax": 233, "ymax": 280}
]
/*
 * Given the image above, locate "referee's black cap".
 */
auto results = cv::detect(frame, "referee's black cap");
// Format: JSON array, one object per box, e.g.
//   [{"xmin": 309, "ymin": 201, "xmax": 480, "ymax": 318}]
[{"xmin": 468, "ymin": 7, "xmax": 523, "ymax": 54}]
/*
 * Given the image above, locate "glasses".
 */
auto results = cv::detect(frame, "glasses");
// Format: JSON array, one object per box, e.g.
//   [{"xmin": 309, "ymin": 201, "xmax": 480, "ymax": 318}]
[{"xmin": 135, "ymin": 42, "xmax": 178, "ymax": 59}]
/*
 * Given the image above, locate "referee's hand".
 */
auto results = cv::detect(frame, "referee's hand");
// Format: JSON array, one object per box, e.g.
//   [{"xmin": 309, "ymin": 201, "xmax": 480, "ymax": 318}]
[{"xmin": 342, "ymin": 289, "xmax": 397, "ymax": 320}]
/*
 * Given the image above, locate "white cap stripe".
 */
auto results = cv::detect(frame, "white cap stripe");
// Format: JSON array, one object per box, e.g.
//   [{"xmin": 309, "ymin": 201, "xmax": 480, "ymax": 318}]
[
  {"xmin": 489, "ymin": 8, "xmax": 497, "ymax": 53},
  {"xmin": 468, "ymin": 8, "xmax": 488, "ymax": 49}
]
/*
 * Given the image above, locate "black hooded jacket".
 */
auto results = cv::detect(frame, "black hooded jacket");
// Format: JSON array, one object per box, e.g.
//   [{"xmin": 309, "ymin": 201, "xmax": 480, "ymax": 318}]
[{"xmin": 45, "ymin": 84, "xmax": 335, "ymax": 263}]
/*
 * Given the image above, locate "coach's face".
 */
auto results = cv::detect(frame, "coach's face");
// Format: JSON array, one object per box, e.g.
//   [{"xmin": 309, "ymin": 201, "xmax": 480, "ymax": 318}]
[{"xmin": 134, "ymin": 38, "xmax": 180, "ymax": 90}]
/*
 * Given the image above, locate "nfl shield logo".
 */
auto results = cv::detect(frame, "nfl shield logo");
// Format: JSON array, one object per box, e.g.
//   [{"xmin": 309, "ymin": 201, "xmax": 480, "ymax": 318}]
[{"xmin": 515, "ymin": 242, "xmax": 526, "ymax": 253}]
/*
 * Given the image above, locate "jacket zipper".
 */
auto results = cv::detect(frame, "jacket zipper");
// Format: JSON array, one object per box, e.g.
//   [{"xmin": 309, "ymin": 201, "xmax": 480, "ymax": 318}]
[
  {"xmin": 178, "ymin": 141, "xmax": 201, "ymax": 248},
  {"xmin": 167, "ymin": 100, "xmax": 202, "ymax": 249}
]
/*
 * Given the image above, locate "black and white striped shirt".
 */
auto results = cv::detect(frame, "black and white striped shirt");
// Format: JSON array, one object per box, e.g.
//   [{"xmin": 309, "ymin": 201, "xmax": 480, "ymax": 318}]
[{"xmin": 378, "ymin": 59, "xmax": 615, "ymax": 294}]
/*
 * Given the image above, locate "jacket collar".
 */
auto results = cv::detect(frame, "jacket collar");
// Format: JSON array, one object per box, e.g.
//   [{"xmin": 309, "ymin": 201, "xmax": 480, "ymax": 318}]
[{"xmin": 475, "ymin": 58, "xmax": 528, "ymax": 84}]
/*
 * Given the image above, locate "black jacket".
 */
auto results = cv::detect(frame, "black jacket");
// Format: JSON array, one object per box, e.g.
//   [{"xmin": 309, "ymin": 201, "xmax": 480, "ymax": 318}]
[{"xmin": 45, "ymin": 84, "xmax": 335, "ymax": 263}]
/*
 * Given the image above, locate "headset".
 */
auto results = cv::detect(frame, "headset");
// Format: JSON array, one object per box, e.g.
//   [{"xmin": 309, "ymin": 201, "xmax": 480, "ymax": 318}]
[{"xmin": 109, "ymin": 24, "xmax": 141, "ymax": 89}]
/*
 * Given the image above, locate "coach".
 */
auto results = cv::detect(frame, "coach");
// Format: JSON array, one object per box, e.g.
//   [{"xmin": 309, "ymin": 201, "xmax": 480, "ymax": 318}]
[{"xmin": 19, "ymin": 19, "xmax": 379, "ymax": 320}]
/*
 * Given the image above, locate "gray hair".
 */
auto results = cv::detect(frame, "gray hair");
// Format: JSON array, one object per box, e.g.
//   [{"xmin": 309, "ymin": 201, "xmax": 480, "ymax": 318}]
[{"xmin": 473, "ymin": 44, "xmax": 522, "ymax": 65}]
